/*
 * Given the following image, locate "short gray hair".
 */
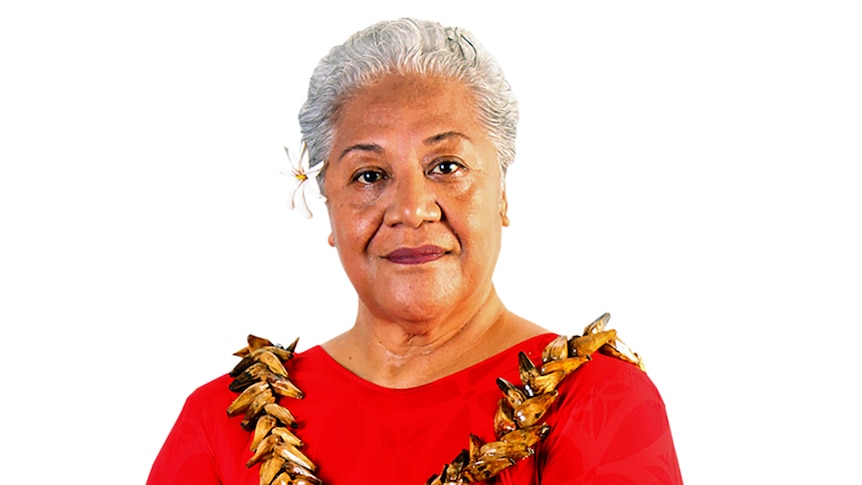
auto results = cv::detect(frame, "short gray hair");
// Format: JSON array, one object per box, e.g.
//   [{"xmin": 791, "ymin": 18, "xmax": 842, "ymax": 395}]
[{"xmin": 298, "ymin": 18, "xmax": 518, "ymax": 184}]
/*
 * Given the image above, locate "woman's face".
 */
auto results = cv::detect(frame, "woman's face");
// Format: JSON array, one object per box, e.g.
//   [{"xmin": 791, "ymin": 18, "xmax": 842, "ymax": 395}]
[{"xmin": 324, "ymin": 73, "xmax": 508, "ymax": 326}]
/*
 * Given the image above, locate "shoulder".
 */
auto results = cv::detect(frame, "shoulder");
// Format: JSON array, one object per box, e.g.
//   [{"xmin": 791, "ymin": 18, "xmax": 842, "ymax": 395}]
[
  {"xmin": 148, "ymin": 346, "xmax": 332, "ymax": 485},
  {"xmin": 489, "ymin": 321, "xmax": 684, "ymax": 482},
  {"xmin": 147, "ymin": 373, "xmax": 241, "ymax": 485},
  {"xmin": 181, "ymin": 373, "xmax": 235, "ymax": 419},
  {"xmin": 181, "ymin": 345, "xmax": 331, "ymax": 415},
  {"xmin": 566, "ymin": 352, "xmax": 661, "ymax": 401},
  {"xmin": 164, "ymin": 372, "xmax": 241, "ymax": 449},
  {"xmin": 552, "ymin": 352, "xmax": 667, "ymax": 431},
  {"xmin": 539, "ymin": 352, "xmax": 682, "ymax": 484}
]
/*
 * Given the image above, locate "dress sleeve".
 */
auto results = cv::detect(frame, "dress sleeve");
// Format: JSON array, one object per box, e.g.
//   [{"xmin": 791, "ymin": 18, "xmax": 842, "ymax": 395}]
[
  {"xmin": 538, "ymin": 355, "xmax": 683, "ymax": 485},
  {"xmin": 146, "ymin": 392, "xmax": 221, "ymax": 485}
]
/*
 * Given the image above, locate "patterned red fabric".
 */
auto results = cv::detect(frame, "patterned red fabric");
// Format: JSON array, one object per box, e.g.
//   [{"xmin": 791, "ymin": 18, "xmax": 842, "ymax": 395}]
[{"xmin": 147, "ymin": 334, "xmax": 682, "ymax": 484}]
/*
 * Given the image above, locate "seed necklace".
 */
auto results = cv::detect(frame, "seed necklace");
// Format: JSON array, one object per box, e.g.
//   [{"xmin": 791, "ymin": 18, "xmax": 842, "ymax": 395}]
[{"xmin": 226, "ymin": 313, "xmax": 644, "ymax": 485}]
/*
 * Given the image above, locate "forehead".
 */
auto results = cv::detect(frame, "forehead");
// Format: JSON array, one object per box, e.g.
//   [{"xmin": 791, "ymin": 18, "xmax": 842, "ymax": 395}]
[{"xmin": 332, "ymin": 74, "xmax": 484, "ymax": 144}]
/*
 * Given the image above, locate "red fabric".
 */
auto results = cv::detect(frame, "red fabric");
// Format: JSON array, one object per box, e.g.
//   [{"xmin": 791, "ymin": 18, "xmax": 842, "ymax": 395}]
[{"xmin": 147, "ymin": 334, "xmax": 682, "ymax": 485}]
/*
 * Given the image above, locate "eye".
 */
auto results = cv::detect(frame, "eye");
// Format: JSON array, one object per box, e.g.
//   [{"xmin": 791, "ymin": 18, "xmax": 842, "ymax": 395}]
[
  {"xmin": 428, "ymin": 159, "xmax": 465, "ymax": 175},
  {"xmin": 352, "ymin": 169, "xmax": 387, "ymax": 185}
]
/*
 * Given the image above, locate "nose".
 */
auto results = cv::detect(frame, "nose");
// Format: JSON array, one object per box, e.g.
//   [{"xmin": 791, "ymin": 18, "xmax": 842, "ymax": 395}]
[{"xmin": 383, "ymin": 171, "xmax": 441, "ymax": 227}]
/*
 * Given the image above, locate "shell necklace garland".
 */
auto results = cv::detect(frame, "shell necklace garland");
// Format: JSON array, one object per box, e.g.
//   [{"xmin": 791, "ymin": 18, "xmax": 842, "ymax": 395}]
[{"xmin": 226, "ymin": 313, "xmax": 645, "ymax": 485}]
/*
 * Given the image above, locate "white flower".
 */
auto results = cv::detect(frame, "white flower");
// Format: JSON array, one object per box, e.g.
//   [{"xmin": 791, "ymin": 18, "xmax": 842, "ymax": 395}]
[{"xmin": 283, "ymin": 144, "xmax": 324, "ymax": 218}]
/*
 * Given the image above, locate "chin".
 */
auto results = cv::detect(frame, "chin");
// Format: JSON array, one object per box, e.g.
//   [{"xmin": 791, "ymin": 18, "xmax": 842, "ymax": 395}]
[
  {"xmin": 373, "ymin": 284, "xmax": 462, "ymax": 326},
  {"xmin": 352, "ymin": 264, "xmax": 487, "ymax": 326},
  {"xmin": 387, "ymin": 304, "xmax": 449, "ymax": 327}
]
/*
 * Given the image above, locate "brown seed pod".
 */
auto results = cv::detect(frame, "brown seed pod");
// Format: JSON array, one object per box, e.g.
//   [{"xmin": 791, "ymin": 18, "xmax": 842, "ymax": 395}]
[
  {"xmin": 247, "ymin": 434, "xmax": 279, "ymax": 467},
  {"xmin": 270, "ymin": 426, "xmax": 304, "ymax": 448},
  {"xmin": 259, "ymin": 455, "xmax": 285, "ymax": 485},
  {"xmin": 541, "ymin": 334, "xmax": 569, "ymax": 364},
  {"xmin": 462, "ymin": 456, "xmax": 517, "ymax": 482},
  {"xmin": 569, "ymin": 329, "xmax": 616, "ymax": 357},
  {"xmin": 230, "ymin": 353, "xmax": 263, "ymax": 378},
  {"xmin": 234, "ymin": 334, "xmax": 275, "ymax": 357},
  {"xmin": 540, "ymin": 355, "xmax": 590, "ymax": 376},
  {"xmin": 500, "ymin": 423, "xmax": 550, "ymax": 448},
  {"xmin": 227, "ymin": 381, "xmax": 269, "ymax": 417},
  {"xmin": 251, "ymin": 415, "xmax": 277, "ymax": 451},
  {"xmin": 232, "ymin": 347, "xmax": 289, "ymax": 378},
  {"xmin": 271, "ymin": 472, "xmax": 291, "ymax": 485},
  {"xmin": 241, "ymin": 388, "xmax": 276, "ymax": 431},
  {"xmin": 600, "ymin": 337, "xmax": 645, "ymax": 371},
  {"xmin": 267, "ymin": 373, "xmax": 304, "ymax": 399},
  {"xmin": 282, "ymin": 461, "xmax": 323, "ymax": 484},
  {"xmin": 467, "ymin": 434, "xmax": 482, "ymax": 462},
  {"xmin": 229, "ymin": 363, "xmax": 270, "ymax": 393},
  {"xmin": 273, "ymin": 443, "xmax": 316, "ymax": 471},
  {"xmin": 493, "ymin": 399, "xmax": 516, "ymax": 438},
  {"xmin": 261, "ymin": 345, "xmax": 294, "ymax": 362},
  {"xmin": 248, "ymin": 334, "xmax": 275, "ymax": 350},
  {"xmin": 583, "ymin": 312, "xmax": 611, "ymax": 335},
  {"xmin": 513, "ymin": 391, "xmax": 558, "ymax": 428},
  {"xmin": 255, "ymin": 350, "xmax": 289, "ymax": 377},
  {"xmin": 527, "ymin": 370, "xmax": 566, "ymax": 395},
  {"xmin": 263, "ymin": 403, "xmax": 298, "ymax": 428},
  {"xmin": 282, "ymin": 337, "xmax": 299, "ymax": 353},
  {"xmin": 450, "ymin": 449, "xmax": 470, "ymax": 478},
  {"xmin": 518, "ymin": 352, "xmax": 542, "ymax": 396},
  {"xmin": 478, "ymin": 440, "xmax": 533, "ymax": 460},
  {"xmin": 496, "ymin": 377, "xmax": 526, "ymax": 407}
]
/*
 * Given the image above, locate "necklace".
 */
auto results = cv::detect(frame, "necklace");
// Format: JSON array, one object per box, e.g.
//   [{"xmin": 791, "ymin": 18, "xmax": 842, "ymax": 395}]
[{"xmin": 226, "ymin": 313, "xmax": 644, "ymax": 485}]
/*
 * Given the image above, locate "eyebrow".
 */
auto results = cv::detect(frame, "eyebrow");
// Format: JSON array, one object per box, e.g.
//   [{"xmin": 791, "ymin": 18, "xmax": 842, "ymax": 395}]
[
  {"xmin": 337, "ymin": 143, "xmax": 383, "ymax": 161},
  {"xmin": 425, "ymin": 131, "xmax": 472, "ymax": 145},
  {"xmin": 336, "ymin": 132, "xmax": 472, "ymax": 161}
]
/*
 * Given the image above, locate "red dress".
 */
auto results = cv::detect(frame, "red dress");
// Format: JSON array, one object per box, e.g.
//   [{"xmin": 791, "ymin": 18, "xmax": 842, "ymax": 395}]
[{"xmin": 147, "ymin": 334, "xmax": 682, "ymax": 484}]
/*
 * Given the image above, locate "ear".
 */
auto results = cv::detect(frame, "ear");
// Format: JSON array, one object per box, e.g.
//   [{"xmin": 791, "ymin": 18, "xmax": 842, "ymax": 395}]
[
  {"xmin": 327, "ymin": 233, "xmax": 335, "ymax": 247},
  {"xmin": 500, "ymin": 190, "xmax": 510, "ymax": 227}
]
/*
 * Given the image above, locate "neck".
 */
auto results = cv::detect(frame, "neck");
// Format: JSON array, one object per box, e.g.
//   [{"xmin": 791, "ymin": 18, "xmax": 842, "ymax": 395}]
[{"xmin": 323, "ymin": 286, "xmax": 544, "ymax": 388}]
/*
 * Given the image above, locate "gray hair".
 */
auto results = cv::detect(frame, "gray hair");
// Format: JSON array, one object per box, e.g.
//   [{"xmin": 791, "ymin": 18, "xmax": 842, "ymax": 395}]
[{"xmin": 298, "ymin": 18, "xmax": 518, "ymax": 185}]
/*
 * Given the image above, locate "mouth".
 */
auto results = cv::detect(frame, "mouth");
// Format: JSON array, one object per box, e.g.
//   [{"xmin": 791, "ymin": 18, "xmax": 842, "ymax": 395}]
[{"xmin": 384, "ymin": 245, "xmax": 448, "ymax": 265}]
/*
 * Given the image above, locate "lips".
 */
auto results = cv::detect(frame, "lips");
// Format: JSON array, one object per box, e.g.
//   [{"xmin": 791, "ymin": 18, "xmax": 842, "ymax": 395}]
[{"xmin": 384, "ymin": 245, "xmax": 447, "ymax": 265}]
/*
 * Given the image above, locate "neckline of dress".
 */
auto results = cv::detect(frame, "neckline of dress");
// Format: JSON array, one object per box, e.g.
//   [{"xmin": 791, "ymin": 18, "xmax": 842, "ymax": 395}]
[{"xmin": 302, "ymin": 332, "xmax": 559, "ymax": 394}]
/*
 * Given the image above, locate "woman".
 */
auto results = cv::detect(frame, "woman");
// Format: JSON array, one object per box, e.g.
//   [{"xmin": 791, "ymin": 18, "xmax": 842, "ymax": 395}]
[{"xmin": 148, "ymin": 19, "xmax": 682, "ymax": 485}]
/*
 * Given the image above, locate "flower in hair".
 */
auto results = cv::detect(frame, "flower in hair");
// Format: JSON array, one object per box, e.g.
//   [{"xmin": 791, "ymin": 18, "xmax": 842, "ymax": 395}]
[{"xmin": 283, "ymin": 143, "xmax": 324, "ymax": 218}]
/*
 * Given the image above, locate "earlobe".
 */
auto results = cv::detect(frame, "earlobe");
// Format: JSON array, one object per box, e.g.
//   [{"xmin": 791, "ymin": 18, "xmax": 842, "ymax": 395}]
[
  {"xmin": 327, "ymin": 233, "xmax": 335, "ymax": 247},
  {"xmin": 501, "ymin": 192, "xmax": 510, "ymax": 227}
]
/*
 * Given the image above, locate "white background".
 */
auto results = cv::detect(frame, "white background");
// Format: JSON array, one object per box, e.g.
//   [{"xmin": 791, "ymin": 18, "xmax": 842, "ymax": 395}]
[{"xmin": 1, "ymin": 1, "xmax": 860, "ymax": 483}]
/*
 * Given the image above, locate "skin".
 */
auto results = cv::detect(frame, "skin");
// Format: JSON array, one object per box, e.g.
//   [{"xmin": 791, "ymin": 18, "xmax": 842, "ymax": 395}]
[{"xmin": 321, "ymin": 73, "xmax": 546, "ymax": 388}]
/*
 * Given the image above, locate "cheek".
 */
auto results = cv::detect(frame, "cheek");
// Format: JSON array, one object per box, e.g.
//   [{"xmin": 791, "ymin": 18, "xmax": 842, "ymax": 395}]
[
  {"xmin": 452, "ymin": 194, "xmax": 503, "ymax": 255},
  {"xmin": 330, "ymin": 203, "xmax": 380, "ymax": 252}
]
